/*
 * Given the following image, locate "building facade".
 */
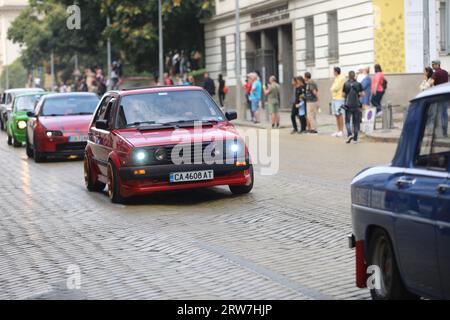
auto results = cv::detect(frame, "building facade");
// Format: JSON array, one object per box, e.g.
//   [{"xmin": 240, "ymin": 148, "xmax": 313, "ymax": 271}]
[
  {"xmin": 205, "ymin": 0, "xmax": 449, "ymax": 110},
  {"xmin": 0, "ymin": 0, "xmax": 28, "ymax": 89}
]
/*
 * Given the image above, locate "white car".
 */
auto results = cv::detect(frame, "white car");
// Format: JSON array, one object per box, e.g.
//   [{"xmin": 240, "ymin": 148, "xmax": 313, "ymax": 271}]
[{"xmin": 0, "ymin": 88, "xmax": 45, "ymax": 131}]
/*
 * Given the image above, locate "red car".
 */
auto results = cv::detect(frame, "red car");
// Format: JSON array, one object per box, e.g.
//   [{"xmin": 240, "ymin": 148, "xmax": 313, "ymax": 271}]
[
  {"xmin": 84, "ymin": 86, "xmax": 253, "ymax": 203},
  {"xmin": 26, "ymin": 93, "xmax": 100, "ymax": 162}
]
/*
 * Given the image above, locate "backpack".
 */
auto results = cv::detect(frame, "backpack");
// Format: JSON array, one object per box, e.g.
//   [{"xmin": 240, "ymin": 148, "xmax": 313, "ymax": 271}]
[
  {"xmin": 223, "ymin": 85, "xmax": 229, "ymax": 94},
  {"xmin": 382, "ymin": 78, "xmax": 388, "ymax": 91},
  {"xmin": 345, "ymin": 81, "xmax": 362, "ymax": 108}
]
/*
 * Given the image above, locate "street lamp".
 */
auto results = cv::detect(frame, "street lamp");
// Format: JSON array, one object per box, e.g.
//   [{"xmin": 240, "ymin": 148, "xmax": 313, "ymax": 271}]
[
  {"xmin": 158, "ymin": 0, "xmax": 164, "ymax": 86},
  {"xmin": 235, "ymin": 0, "xmax": 243, "ymax": 120},
  {"xmin": 107, "ymin": 14, "xmax": 112, "ymax": 89}
]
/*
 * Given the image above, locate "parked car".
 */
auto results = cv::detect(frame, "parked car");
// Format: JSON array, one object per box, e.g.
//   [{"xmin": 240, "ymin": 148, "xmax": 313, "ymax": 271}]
[
  {"xmin": 0, "ymin": 88, "xmax": 45, "ymax": 131},
  {"xmin": 6, "ymin": 92, "xmax": 48, "ymax": 147},
  {"xmin": 26, "ymin": 92, "xmax": 100, "ymax": 162},
  {"xmin": 349, "ymin": 83, "xmax": 450, "ymax": 300},
  {"xmin": 84, "ymin": 86, "xmax": 253, "ymax": 203}
]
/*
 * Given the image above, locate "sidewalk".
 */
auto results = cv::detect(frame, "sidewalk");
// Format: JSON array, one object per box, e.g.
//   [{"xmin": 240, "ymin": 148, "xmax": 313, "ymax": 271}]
[{"xmin": 229, "ymin": 108, "xmax": 403, "ymax": 143}]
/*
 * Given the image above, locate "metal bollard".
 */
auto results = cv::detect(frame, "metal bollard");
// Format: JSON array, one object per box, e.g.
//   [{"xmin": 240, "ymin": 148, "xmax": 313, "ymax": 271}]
[{"xmin": 381, "ymin": 104, "xmax": 393, "ymax": 129}]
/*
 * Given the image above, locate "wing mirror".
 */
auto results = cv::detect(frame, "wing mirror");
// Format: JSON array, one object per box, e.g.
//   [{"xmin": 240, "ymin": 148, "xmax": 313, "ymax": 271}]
[
  {"xmin": 225, "ymin": 111, "xmax": 237, "ymax": 121},
  {"xmin": 26, "ymin": 111, "xmax": 36, "ymax": 117},
  {"xmin": 95, "ymin": 120, "xmax": 109, "ymax": 130}
]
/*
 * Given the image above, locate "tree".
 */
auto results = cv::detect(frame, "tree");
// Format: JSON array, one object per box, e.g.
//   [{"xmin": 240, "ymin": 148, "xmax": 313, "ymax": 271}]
[{"xmin": 0, "ymin": 59, "xmax": 28, "ymax": 89}]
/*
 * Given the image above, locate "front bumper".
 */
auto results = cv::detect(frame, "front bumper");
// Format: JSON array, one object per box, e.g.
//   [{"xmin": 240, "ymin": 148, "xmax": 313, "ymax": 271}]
[{"xmin": 118, "ymin": 163, "xmax": 252, "ymax": 197}]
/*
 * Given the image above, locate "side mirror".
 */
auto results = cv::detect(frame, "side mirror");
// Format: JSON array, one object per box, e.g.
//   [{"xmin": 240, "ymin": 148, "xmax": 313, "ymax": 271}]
[
  {"xmin": 95, "ymin": 119, "xmax": 108, "ymax": 130},
  {"xmin": 26, "ymin": 111, "xmax": 35, "ymax": 117},
  {"xmin": 225, "ymin": 111, "xmax": 237, "ymax": 121}
]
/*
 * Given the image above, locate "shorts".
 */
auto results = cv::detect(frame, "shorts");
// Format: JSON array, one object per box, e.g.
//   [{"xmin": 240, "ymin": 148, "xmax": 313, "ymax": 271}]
[
  {"xmin": 250, "ymin": 100, "xmax": 260, "ymax": 113},
  {"xmin": 267, "ymin": 102, "xmax": 279, "ymax": 114},
  {"xmin": 331, "ymin": 100, "xmax": 345, "ymax": 116}
]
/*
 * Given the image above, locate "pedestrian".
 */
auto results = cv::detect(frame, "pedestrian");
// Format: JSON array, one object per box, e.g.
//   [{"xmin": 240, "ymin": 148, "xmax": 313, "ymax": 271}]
[
  {"xmin": 164, "ymin": 73, "xmax": 173, "ymax": 86},
  {"xmin": 175, "ymin": 75, "xmax": 183, "ymax": 86},
  {"xmin": 343, "ymin": 71, "xmax": 364, "ymax": 144},
  {"xmin": 79, "ymin": 77, "xmax": 88, "ymax": 92},
  {"xmin": 290, "ymin": 77, "xmax": 305, "ymax": 134},
  {"xmin": 243, "ymin": 75, "xmax": 254, "ymax": 121},
  {"xmin": 420, "ymin": 67, "xmax": 434, "ymax": 91},
  {"xmin": 218, "ymin": 74, "xmax": 227, "ymax": 107},
  {"xmin": 249, "ymin": 73, "xmax": 262, "ymax": 124},
  {"xmin": 330, "ymin": 67, "xmax": 346, "ymax": 137},
  {"xmin": 430, "ymin": 60, "xmax": 449, "ymax": 86},
  {"xmin": 111, "ymin": 61, "xmax": 120, "ymax": 90},
  {"xmin": 359, "ymin": 66, "xmax": 372, "ymax": 109},
  {"xmin": 304, "ymin": 72, "xmax": 319, "ymax": 134},
  {"xmin": 371, "ymin": 64, "xmax": 386, "ymax": 116},
  {"xmin": 203, "ymin": 72, "xmax": 216, "ymax": 97},
  {"xmin": 297, "ymin": 76, "xmax": 307, "ymax": 133},
  {"xmin": 263, "ymin": 75, "xmax": 281, "ymax": 128}
]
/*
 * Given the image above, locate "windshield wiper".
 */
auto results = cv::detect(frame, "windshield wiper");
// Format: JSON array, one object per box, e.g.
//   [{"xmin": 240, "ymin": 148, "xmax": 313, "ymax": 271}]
[
  {"xmin": 128, "ymin": 121, "xmax": 163, "ymax": 127},
  {"xmin": 67, "ymin": 112, "xmax": 93, "ymax": 116}
]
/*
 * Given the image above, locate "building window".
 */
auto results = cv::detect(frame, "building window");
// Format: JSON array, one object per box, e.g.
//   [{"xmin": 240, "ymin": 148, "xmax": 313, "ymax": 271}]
[
  {"xmin": 220, "ymin": 36, "xmax": 227, "ymax": 73},
  {"xmin": 327, "ymin": 11, "xmax": 339, "ymax": 62},
  {"xmin": 440, "ymin": 0, "xmax": 450, "ymax": 53},
  {"xmin": 305, "ymin": 16, "xmax": 315, "ymax": 65}
]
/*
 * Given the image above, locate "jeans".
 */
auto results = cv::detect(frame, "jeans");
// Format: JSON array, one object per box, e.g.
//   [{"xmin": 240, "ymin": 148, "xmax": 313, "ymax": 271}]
[
  {"xmin": 291, "ymin": 105, "xmax": 299, "ymax": 132},
  {"xmin": 345, "ymin": 108, "xmax": 362, "ymax": 141},
  {"xmin": 219, "ymin": 92, "xmax": 226, "ymax": 107},
  {"xmin": 371, "ymin": 91, "xmax": 384, "ymax": 113}
]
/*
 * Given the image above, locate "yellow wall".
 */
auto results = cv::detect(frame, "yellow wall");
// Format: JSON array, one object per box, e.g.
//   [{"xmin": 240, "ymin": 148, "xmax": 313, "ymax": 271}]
[{"xmin": 373, "ymin": 0, "xmax": 405, "ymax": 73}]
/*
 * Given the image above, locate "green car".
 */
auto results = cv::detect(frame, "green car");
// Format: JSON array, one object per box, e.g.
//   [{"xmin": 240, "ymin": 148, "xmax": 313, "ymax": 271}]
[{"xmin": 6, "ymin": 92, "xmax": 48, "ymax": 147}]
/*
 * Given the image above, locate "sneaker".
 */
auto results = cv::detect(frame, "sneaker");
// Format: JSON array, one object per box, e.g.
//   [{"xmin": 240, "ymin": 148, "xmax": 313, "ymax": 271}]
[
  {"xmin": 291, "ymin": 130, "xmax": 298, "ymax": 135},
  {"xmin": 353, "ymin": 140, "xmax": 359, "ymax": 144},
  {"xmin": 309, "ymin": 130, "xmax": 318, "ymax": 134},
  {"xmin": 298, "ymin": 130, "xmax": 306, "ymax": 134},
  {"xmin": 331, "ymin": 132, "xmax": 338, "ymax": 137},
  {"xmin": 376, "ymin": 111, "xmax": 383, "ymax": 118},
  {"xmin": 346, "ymin": 135, "xmax": 354, "ymax": 144},
  {"xmin": 336, "ymin": 131, "xmax": 343, "ymax": 137}
]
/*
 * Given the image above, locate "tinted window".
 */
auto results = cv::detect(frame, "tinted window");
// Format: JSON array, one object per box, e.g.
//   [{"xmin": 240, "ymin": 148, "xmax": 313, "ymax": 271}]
[
  {"xmin": 117, "ymin": 91, "xmax": 224, "ymax": 128},
  {"xmin": 416, "ymin": 100, "xmax": 450, "ymax": 171},
  {"xmin": 15, "ymin": 94, "xmax": 45, "ymax": 112},
  {"xmin": 42, "ymin": 95, "xmax": 99, "ymax": 116}
]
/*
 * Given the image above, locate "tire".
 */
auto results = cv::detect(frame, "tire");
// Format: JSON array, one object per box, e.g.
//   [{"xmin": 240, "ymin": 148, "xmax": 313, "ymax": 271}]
[
  {"xmin": 229, "ymin": 165, "xmax": 254, "ymax": 195},
  {"xmin": 0, "ymin": 117, "xmax": 4, "ymax": 131},
  {"xmin": 26, "ymin": 133, "xmax": 33, "ymax": 158},
  {"xmin": 12, "ymin": 135, "xmax": 22, "ymax": 148},
  {"xmin": 107, "ymin": 161, "xmax": 125, "ymax": 204},
  {"xmin": 7, "ymin": 134, "xmax": 12, "ymax": 146},
  {"xmin": 33, "ymin": 137, "xmax": 45, "ymax": 163},
  {"xmin": 368, "ymin": 229, "xmax": 419, "ymax": 300},
  {"xmin": 84, "ymin": 156, "xmax": 106, "ymax": 192}
]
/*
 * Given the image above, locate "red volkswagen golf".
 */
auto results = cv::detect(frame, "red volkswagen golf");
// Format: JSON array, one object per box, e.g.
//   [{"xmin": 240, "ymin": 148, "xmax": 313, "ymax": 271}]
[
  {"xmin": 26, "ymin": 93, "xmax": 100, "ymax": 162},
  {"xmin": 84, "ymin": 86, "xmax": 254, "ymax": 203}
]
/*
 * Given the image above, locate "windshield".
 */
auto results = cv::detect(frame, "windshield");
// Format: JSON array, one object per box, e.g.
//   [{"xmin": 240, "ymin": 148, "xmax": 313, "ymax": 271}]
[
  {"xmin": 117, "ymin": 91, "xmax": 224, "ymax": 128},
  {"xmin": 15, "ymin": 94, "xmax": 45, "ymax": 112},
  {"xmin": 42, "ymin": 96, "xmax": 99, "ymax": 116}
]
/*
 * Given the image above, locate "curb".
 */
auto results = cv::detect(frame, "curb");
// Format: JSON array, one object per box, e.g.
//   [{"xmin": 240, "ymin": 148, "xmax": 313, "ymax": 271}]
[{"xmin": 363, "ymin": 132, "xmax": 400, "ymax": 143}]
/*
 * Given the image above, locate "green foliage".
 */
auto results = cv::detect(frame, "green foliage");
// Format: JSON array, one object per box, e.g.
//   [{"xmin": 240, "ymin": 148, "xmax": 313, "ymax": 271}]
[
  {"xmin": 0, "ymin": 59, "xmax": 28, "ymax": 90},
  {"xmin": 8, "ymin": 0, "xmax": 215, "ymax": 77}
]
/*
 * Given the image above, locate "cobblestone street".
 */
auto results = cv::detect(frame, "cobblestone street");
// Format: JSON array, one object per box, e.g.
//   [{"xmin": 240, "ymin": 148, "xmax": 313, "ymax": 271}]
[{"xmin": 0, "ymin": 127, "xmax": 397, "ymax": 300}]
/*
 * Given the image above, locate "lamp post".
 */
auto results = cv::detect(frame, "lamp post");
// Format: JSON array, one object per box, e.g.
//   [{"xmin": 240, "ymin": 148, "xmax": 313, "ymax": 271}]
[
  {"xmin": 158, "ymin": 0, "xmax": 164, "ymax": 85},
  {"xmin": 107, "ymin": 15, "xmax": 112, "ymax": 89},
  {"xmin": 235, "ymin": 0, "xmax": 243, "ymax": 119}
]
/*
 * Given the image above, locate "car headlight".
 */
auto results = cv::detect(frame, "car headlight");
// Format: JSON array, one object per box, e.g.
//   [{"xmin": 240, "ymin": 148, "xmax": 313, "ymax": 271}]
[
  {"xmin": 230, "ymin": 143, "xmax": 240, "ymax": 153},
  {"xmin": 133, "ymin": 149, "xmax": 149, "ymax": 164},
  {"xmin": 154, "ymin": 147, "xmax": 167, "ymax": 161},
  {"xmin": 46, "ymin": 131, "xmax": 63, "ymax": 137},
  {"xmin": 17, "ymin": 121, "xmax": 27, "ymax": 130}
]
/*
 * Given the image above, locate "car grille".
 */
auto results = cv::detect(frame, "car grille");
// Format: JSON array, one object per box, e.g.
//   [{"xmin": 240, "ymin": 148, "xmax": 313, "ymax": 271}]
[{"xmin": 55, "ymin": 142, "xmax": 87, "ymax": 152}]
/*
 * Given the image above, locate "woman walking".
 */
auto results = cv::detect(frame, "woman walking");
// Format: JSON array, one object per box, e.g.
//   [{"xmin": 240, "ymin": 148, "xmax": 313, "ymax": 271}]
[
  {"xmin": 420, "ymin": 67, "xmax": 434, "ymax": 91},
  {"xmin": 264, "ymin": 76, "xmax": 281, "ymax": 128},
  {"xmin": 371, "ymin": 64, "xmax": 385, "ymax": 116},
  {"xmin": 218, "ymin": 74, "xmax": 226, "ymax": 107}
]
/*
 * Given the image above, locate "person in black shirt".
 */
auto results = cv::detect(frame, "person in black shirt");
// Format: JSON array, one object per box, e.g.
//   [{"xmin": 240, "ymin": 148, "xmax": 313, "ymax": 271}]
[
  {"xmin": 218, "ymin": 74, "xmax": 226, "ymax": 107},
  {"xmin": 291, "ymin": 77, "xmax": 307, "ymax": 134},
  {"xmin": 203, "ymin": 72, "xmax": 216, "ymax": 97},
  {"xmin": 343, "ymin": 71, "xmax": 364, "ymax": 144}
]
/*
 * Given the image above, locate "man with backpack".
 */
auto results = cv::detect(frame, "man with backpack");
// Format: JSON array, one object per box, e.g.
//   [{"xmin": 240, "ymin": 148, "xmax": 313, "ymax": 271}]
[{"xmin": 343, "ymin": 71, "xmax": 364, "ymax": 144}]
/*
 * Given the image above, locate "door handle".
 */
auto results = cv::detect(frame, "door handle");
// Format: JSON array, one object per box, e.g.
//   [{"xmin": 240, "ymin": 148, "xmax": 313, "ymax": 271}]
[
  {"xmin": 396, "ymin": 177, "xmax": 415, "ymax": 188},
  {"xmin": 437, "ymin": 184, "xmax": 450, "ymax": 194}
]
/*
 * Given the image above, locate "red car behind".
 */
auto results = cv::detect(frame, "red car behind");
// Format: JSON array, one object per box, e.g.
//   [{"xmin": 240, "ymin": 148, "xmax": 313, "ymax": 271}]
[
  {"xmin": 26, "ymin": 93, "xmax": 100, "ymax": 162},
  {"xmin": 84, "ymin": 86, "xmax": 254, "ymax": 203}
]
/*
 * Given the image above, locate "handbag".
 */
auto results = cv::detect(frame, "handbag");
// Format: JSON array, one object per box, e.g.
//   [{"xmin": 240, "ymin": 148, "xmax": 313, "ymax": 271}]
[{"xmin": 298, "ymin": 100, "xmax": 306, "ymax": 116}]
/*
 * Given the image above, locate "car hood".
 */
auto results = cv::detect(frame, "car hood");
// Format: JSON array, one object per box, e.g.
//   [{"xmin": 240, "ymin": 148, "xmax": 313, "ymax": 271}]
[
  {"xmin": 12, "ymin": 111, "xmax": 29, "ymax": 121},
  {"xmin": 39, "ymin": 115, "xmax": 92, "ymax": 133},
  {"xmin": 117, "ymin": 123, "xmax": 242, "ymax": 148}
]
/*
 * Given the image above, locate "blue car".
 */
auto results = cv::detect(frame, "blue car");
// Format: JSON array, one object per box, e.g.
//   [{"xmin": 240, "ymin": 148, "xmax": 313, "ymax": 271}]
[{"xmin": 350, "ymin": 83, "xmax": 450, "ymax": 300}]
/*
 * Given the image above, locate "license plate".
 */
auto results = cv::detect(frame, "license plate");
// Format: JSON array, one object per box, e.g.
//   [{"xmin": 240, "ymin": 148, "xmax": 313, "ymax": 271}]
[
  {"xmin": 69, "ymin": 135, "xmax": 88, "ymax": 142},
  {"xmin": 170, "ymin": 170, "xmax": 214, "ymax": 183}
]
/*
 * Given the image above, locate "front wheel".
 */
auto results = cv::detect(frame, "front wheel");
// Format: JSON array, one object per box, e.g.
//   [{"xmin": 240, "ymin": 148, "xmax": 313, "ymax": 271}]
[
  {"xmin": 107, "ymin": 161, "xmax": 125, "ymax": 204},
  {"xmin": 84, "ymin": 156, "xmax": 106, "ymax": 192},
  {"xmin": 33, "ymin": 138, "xmax": 45, "ymax": 163},
  {"xmin": 7, "ymin": 134, "xmax": 12, "ymax": 146},
  {"xmin": 229, "ymin": 165, "xmax": 254, "ymax": 195},
  {"xmin": 26, "ymin": 133, "xmax": 33, "ymax": 158},
  {"xmin": 368, "ymin": 229, "xmax": 419, "ymax": 300},
  {"xmin": 12, "ymin": 135, "xmax": 22, "ymax": 148}
]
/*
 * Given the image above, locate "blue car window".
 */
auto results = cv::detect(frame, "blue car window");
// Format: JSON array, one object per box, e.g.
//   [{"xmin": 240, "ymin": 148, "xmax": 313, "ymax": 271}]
[{"xmin": 416, "ymin": 100, "xmax": 450, "ymax": 171}]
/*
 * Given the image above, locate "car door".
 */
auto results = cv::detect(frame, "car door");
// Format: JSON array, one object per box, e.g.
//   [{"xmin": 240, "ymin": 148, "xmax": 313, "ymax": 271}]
[
  {"xmin": 385, "ymin": 99, "xmax": 447, "ymax": 298},
  {"xmin": 90, "ymin": 96, "xmax": 116, "ymax": 176}
]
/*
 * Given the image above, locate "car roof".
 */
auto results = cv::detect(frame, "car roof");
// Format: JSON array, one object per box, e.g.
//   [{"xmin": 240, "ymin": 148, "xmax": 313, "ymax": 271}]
[
  {"xmin": 4, "ymin": 88, "xmax": 45, "ymax": 94},
  {"xmin": 111, "ymin": 85, "xmax": 205, "ymax": 96},
  {"xmin": 14, "ymin": 92, "xmax": 49, "ymax": 99},
  {"xmin": 412, "ymin": 82, "xmax": 450, "ymax": 101},
  {"xmin": 43, "ymin": 92, "xmax": 99, "ymax": 100}
]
